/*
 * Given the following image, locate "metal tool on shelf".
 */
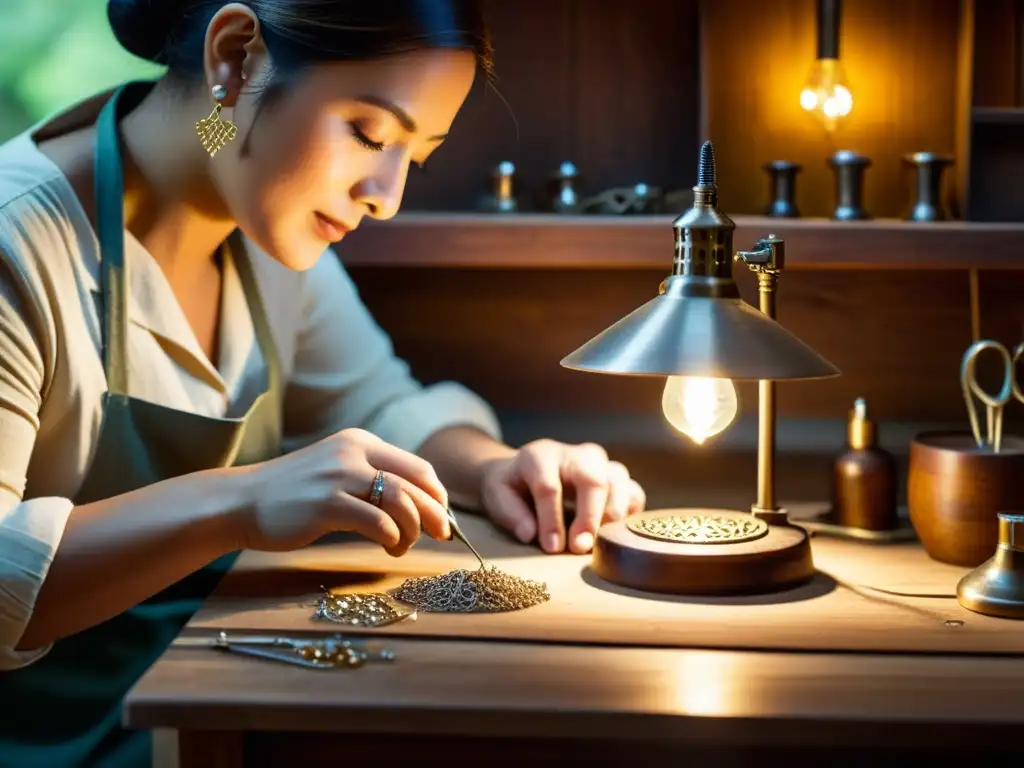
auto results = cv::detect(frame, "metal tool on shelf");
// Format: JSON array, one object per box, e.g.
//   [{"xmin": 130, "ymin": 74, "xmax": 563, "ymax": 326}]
[
  {"xmin": 903, "ymin": 152, "xmax": 954, "ymax": 222},
  {"xmin": 547, "ymin": 161, "xmax": 581, "ymax": 213},
  {"xmin": 827, "ymin": 150, "xmax": 871, "ymax": 220},
  {"xmin": 763, "ymin": 160, "xmax": 802, "ymax": 218},
  {"xmin": 578, "ymin": 183, "xmax": 663, "ymax": 214},
  {"xmin": 478, "ymin": 161, "xmax": 519, "ymax": 213}
]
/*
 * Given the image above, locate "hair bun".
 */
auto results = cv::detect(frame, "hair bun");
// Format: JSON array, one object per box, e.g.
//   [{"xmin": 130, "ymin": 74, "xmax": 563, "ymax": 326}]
[{"xmin": 107, "ymin": 0, "xmax": 180, "ymax": 63}]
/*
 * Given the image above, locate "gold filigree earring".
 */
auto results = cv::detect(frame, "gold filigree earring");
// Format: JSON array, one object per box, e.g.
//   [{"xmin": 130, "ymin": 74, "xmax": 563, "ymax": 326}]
[{"xmin": 196, "ymin": 84, "xmax": 237, "ymax": 157}]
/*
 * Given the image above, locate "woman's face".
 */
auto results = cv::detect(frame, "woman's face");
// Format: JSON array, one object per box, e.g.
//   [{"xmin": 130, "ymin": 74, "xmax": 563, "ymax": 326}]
[{"xmin": 213, "ymin": 48, "xmax": 477, "ymax": 270}]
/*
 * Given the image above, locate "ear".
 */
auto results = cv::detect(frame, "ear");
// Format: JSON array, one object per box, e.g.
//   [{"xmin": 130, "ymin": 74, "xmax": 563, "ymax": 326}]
[{"xmin": 204, "ymin": 3, "xmax": 267, "ymax": 106}]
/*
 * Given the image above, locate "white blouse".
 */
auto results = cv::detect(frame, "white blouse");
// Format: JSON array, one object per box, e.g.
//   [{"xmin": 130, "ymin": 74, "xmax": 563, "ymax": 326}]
[{"xmin": 0, "ymin": 98, "xmax": 501, "ymax": 669}]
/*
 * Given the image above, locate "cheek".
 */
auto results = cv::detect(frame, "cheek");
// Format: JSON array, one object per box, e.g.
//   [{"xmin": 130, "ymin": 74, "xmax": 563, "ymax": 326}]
[
  {"xmin": 211, "ymin": 121, "xmax": 323, "ymax": 268},
  {"xmin": 250, "ymin": 116, "xmax": 367, "ymax": 216},
  {"xmin": 229, "ymin": 116, "xmax": 373, "ymax": 270},
  {"xmin": 251, "ymin": 125, "xmax": 324, "ymax": 209}
]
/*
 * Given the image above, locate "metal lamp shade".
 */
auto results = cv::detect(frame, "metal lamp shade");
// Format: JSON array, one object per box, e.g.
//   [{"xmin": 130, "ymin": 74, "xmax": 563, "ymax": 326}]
[{"xmin": 560, "ymin": 279, "xmax": 840, "ymax": 382}]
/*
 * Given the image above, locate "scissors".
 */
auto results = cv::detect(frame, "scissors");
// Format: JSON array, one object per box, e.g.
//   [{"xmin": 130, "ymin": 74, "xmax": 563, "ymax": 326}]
[{"xmin": 960, "ymin": 339, "xmax": 1024, "ymax": 453}]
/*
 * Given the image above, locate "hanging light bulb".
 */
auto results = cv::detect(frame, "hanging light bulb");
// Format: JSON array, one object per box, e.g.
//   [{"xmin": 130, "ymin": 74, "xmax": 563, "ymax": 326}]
[
  {"xmin": 661, "ymin": 376, "xmax": 739, "ymax": 445},
  {"xmin": 800, "ymin": 59, "xmax": 853, "ymax": 128},
  {"xmin": 800, "ymin": 0, "xmax": 853, "ymax": 132}
]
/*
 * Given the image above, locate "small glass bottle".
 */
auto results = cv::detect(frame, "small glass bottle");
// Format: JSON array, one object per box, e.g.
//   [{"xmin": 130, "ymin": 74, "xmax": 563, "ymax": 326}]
[{"xmin": 831, "ymin": 398, "xmax": 898, "ymax": 531}]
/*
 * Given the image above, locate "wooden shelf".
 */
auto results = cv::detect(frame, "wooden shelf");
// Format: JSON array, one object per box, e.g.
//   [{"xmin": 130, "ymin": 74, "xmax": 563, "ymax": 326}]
[
  {"xmin": 338, "ymin": 214, "xmax": 1024, "ymax": 270},
  {"xmin": 972, "ymin": 107, "xmax": 1024, "ymax": 125}
]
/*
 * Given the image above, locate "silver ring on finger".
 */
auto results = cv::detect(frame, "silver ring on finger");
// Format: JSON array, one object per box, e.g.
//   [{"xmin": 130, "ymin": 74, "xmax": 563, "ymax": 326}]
[{"xmin": 369, "ymin": 469, "xmax": 386, "ymax": 507}]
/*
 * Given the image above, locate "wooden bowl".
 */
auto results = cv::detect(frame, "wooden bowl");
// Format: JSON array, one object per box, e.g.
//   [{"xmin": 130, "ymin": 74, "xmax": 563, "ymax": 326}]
[{"xmin": 908, "ymin": 431, "xmax": 1024, "ymax": 567}]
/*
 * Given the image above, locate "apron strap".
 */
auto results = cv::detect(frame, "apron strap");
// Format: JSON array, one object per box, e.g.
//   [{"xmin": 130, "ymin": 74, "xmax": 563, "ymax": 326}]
[
  {"xmin": 94, "ymin": 85, "xmax": 133, "ymax": 396},
  {"xmin": 94, "ymin": 83, "xmax": 281, "ymax": 399},
  {"xmin": 225, "ymin": 232, "xmax": 282, "ymax": 397}
]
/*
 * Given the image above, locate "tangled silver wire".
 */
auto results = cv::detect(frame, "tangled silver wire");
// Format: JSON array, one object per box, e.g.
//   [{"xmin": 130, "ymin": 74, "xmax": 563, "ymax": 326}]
[
  {"xmin": 315, "ymin": 566, "xmax": 550, "ymax": 627},
  {"xmin": 390, "ymin": 566, "xmax": 550, "ymax": 614},
  {"xmin": 391, "ymin": 569, "xmax": 482, "ymax": 612}
]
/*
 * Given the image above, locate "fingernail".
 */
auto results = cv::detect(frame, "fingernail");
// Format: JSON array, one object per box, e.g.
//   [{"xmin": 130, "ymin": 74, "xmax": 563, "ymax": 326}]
[
  {"xmin": 543, "ymin": 533, "xmax": 560, "ymax": 552},
  {"xmin": 515, "ymin": 521, "xmax": 533, "ymax": 542},
  {"xmin": 575, "ymin": 532, "xmax": 594, "ymax": 552}
]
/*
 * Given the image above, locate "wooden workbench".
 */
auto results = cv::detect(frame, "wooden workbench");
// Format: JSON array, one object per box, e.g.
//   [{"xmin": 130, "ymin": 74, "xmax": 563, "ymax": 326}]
[{"xmin": 125, "ymin": 503, "xmax": 1024, "ymax": 767}]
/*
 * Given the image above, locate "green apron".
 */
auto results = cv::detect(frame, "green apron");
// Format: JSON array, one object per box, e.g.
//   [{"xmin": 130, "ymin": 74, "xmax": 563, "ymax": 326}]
[{"xmin": 0, "ymin": 82, "xmax": 283, "ymax": 766}]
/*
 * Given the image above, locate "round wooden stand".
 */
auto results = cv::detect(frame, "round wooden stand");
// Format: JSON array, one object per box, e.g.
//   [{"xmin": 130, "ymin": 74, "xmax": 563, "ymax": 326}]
[{"xmin": 592, "ymin": 508, "xmax": 815, "ymax": 595}]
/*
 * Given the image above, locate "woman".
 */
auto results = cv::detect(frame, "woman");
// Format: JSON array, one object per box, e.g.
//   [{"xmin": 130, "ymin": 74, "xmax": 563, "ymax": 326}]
[{"xmin": 0, "ymin": 0, "xmax": 646, "ymax": 764}]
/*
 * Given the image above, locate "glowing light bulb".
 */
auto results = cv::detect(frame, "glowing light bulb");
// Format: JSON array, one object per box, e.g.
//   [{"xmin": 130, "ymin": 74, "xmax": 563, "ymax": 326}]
[
  {"xmin": 799, "ymin": 58, "xmax": 853, "ymax": 131},
  {"xmin": 661, "ymin": 376, "xmax": 738, "ymax": 445}
]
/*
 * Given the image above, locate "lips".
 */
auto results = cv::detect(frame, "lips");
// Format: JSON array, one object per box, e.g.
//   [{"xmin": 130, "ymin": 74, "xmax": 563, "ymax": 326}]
[{"xmin": 314, "ymin": 211, "xmax": 351, "ymax": 243}]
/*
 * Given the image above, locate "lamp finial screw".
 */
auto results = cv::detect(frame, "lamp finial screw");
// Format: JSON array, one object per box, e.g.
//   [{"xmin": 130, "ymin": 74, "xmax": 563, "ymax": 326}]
[{"xmin": 698, "ymin": 141, "xmax": 716, "ymax": 187}]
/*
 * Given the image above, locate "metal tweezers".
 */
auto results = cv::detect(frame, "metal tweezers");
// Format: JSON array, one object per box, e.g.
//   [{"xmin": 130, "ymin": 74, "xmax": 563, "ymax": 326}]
[
  {"xmin": 448, "ymin": 508, "xmax": 488, "ymax": 568},
  {"xmin": 174, "ymin": 631, "xmax": 397, "ymax": 670}
]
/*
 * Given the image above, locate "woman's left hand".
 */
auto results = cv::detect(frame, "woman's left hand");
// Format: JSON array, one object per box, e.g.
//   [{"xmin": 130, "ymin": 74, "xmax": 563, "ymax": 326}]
[{"xmin": 479, "ymin": 440, "xmax": 646, "ymax": 554}]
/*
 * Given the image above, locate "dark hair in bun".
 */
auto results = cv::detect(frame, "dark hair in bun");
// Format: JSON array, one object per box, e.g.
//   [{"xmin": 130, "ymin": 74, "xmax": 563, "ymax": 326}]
[
  {"xmin": 107, "ymin": 0, "xmax": 179, "ymax": 64},
  {"xmin": 107, "ymin": 0, "xmax": 492, "ymax": 75}
]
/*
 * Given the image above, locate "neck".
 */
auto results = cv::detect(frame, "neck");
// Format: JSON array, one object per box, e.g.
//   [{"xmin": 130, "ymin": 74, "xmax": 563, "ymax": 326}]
[{"xmin": 118, "ymin": 80, "xmax": 236, "ymax": 280}]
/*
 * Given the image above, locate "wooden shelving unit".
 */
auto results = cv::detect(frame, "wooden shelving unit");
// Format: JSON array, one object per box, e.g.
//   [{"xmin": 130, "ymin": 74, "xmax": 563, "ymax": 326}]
[
  {"xmin": 369, "ymin": 0, "xmax": 1023, "ymax": 273},
  {"xmin": 972, "ymin": 107, "xmax": 1024, "ymax": 125},
  {"xmin": 956, "ymin": 0, "xmax": 1024, "ymax": 221},
  {"xmin": 339, "ymin": 214, "xmax": 1024, "ymax": 270},
  {"xmin": 338, "ymin": 1, "xmax": 1024, "ymax": 432}
]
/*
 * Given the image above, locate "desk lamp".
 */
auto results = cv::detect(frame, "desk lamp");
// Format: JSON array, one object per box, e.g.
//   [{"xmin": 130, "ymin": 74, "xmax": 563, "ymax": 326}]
[{"xmin": 561, "ymin": 141, "xmax": 841, "ymax": 596}]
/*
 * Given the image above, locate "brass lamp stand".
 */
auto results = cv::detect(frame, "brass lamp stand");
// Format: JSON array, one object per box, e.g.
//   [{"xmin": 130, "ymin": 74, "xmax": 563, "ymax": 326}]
[{"xmin": 561, "ymin": 141, "xmax": 840, "ymax": 596}]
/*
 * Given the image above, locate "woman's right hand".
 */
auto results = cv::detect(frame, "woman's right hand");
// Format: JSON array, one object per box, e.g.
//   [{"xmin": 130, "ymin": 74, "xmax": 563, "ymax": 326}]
[{"xmin": 237, "ymin": 428, "xmax": 451, "ymax": 556}]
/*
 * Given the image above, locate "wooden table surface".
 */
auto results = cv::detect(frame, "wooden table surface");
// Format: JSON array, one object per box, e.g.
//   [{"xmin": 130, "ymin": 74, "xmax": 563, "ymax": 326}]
[{"xmin": 125, "ymin": 502, "xmax": 1024, "ymax": 765}]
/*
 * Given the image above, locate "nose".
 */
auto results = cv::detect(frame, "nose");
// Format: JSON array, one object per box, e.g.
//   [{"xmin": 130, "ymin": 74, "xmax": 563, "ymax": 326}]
[{"xmin": 352, "ymin": 152, "xmax": 409, "ymax": 221}]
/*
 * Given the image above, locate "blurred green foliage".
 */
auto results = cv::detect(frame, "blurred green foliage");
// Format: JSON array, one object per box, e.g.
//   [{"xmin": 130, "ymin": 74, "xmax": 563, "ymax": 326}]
[{"xmin": 0, "ymin": 0, "xmax": 164, "ymax": 140}]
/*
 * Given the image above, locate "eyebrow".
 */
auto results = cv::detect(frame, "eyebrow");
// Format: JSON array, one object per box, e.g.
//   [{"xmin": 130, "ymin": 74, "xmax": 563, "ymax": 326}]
[{"xmin": 354, "ymin": 95, "xmax": 448, "ymax": 141}]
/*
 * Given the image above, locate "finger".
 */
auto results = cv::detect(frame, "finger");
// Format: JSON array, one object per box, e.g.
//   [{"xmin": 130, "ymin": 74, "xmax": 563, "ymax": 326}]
[
  {"xmin": 627, "ymin": 479, "xmax": 647, "ymax": 515},
  {"xmin": 327, "ymin": 491, "xmax": 401, "ymax": 549},
  {"xmin": 377, "ymin": 473, "xmax": 422, "ymax": 556},
  {"xmin": 514, "ymin": 441, "xmax": 566, "ymax": 553},
  {"xmin": 486, "ymin": 481, "xmax": 538, "ymax": 544},
  {"xmin": 366, "ymin": 441, "xmax": 448, "ymax": 508},
  {"xmin": 399, "ymin": 480, "xmax": 451, "ymax": 541},
  {"xmin": 365, "ymin": 443, "xmax": 449, "ymax": 539},
  {"xmin": 563, "ymin": 444, "xmax": 610, "ymax": 554},
  {"xmin": 338, "ymin": 464, "xmax": 447, "ymax": 544},
  {"xmin": 603, "ymin": 461, "xmax": 632, "ymax": 523}
]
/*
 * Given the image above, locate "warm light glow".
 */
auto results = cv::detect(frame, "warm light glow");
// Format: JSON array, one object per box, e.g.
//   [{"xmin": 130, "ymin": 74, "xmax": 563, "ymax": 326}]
[
  {"xmin": 800, "ymin": 58, "xmax": 853, "ymax": 131},
  {"xmin": 672, "ymin": 654, "xmax": 738, "ymax": 717},
  {"xmin": 661, "ymin": 376, "xmax": 738, "ymax": 445}
]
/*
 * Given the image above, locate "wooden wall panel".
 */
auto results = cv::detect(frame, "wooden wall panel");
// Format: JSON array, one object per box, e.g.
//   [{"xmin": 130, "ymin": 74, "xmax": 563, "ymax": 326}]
[
  {"xmin": 570, "ymin": 1, "xmax": 701, "ymax": 192},
  {"xmin": 962, "ymin": 0, "xmax": 1024, "ymax": 221},
  {"xmin": 400, "ymin": 0, "xmax": 576, "ymax": 212},
  {"xmin": 970, "ymin": 0, "xmax": 1021, "ymax": 108},
  {"xmin": 400, "ymin": 0, "xmax": 700, "ymax": 211},
  {"xmin": 702, "ymin": 0, "xmax": 961, "ymax": 218},
  {"xmin": 348, "ymin": 265, "xmax": 1024, "ymax": 426}
]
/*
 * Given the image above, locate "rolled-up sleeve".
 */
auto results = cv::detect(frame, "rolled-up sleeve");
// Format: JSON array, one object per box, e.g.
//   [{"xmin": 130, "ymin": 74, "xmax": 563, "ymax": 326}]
[
  {"xmin": 281, "ymin": 252, "xmax": 502, "ymax": 454},
  {"xmin": 0, "ymin": 242, "xmax": 73, "ymax": 670}
]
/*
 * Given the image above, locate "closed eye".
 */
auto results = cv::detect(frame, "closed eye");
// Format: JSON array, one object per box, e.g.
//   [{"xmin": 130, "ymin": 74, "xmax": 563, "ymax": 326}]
[{"xmin": 350, "ymin": 123, "xmax": 385, "ymax": 152}]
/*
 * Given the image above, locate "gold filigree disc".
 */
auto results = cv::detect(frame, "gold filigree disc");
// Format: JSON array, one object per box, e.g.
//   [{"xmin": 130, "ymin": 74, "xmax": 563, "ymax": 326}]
[{"xmin": 626, "ymin": 513, "xmax": 769, "ymax": 545}]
